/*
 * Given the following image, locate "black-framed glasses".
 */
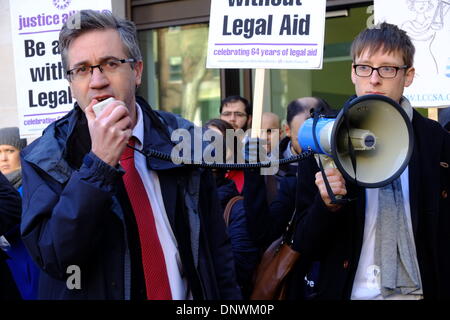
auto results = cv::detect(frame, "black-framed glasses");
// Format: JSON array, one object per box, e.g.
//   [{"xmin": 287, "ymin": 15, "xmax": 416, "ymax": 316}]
[
  {"xmin": 66, "ymin": 58, "xmax": 136, "ymax": 82},
  {"xmin": 353, "ymin": 64, "xmax": 409, "ymax": 79}
]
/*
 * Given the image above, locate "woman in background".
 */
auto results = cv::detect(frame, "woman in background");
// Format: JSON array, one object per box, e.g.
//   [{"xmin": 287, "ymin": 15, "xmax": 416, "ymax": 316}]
[
  {"xmin": 0, "ymin": 127, "xmax": 39, "ymax": 300},
  {"xmin": 205, "ymin": 119, "xmax": 260, "ymax": 299}
]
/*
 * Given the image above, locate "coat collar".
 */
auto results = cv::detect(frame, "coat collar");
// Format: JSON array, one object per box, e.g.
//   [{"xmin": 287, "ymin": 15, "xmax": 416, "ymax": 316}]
[
  {"xmin": 23, "ymin": 97, "xmax": 187, "ymax": 184},
  {"xmin": 22, "ymin": 105, "xmax": 84, "ymax": 184},
  {"xmin": 408, "ymin": 109, "xmax": 444, "ymax": 234},
  {"xmin": 137, "ymin": 96, "xmax": 183, "ymax": 171}
]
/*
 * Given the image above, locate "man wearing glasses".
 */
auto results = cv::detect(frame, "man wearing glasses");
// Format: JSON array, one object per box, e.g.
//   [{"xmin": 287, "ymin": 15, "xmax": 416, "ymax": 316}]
[
  {"xmin": 20, "ymin": 10, "xmax": 240, "ymax": 300},
  {"xmin": 219, "ymin": 95, "xmax": 252, "ymax": 131},
  {"xmin": 293, "ymin": 22, "xmax": 450, "ymax": 299},
  {"xmin": 217, "ymin": 96, "xmax": 253, "ymax": 193}
]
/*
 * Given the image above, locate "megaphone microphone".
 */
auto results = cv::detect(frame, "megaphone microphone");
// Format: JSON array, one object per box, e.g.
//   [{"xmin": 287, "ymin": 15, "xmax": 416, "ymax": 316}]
[{"xmin": 298, "ymin": 95, "xmax": 414, "ymax": 192}]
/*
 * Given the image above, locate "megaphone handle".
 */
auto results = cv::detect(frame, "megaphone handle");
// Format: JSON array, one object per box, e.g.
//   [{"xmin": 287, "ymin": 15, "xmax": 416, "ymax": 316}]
[
  {"xmin": 311, "ymin": 108, "xmax": 351, "ymax": 204},
  {"xmin": 315, "ymin": 155, "xmax": 347, "ymax": 204}
]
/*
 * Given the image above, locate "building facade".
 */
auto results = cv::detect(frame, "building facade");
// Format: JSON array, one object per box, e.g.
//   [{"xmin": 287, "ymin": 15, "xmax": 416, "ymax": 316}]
[
  {"xmin": 131, "ymin": 0, "xmax": 375, "ymax": 125},
  {"xmin": 0, "ymin": 0, "xmax": 439, "ymax": 134}
]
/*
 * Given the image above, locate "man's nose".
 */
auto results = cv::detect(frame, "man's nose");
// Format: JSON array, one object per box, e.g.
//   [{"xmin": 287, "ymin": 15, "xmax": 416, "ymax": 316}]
[
  {"xmin": 369, "ymin": 70, "xmax": 382, "ymax": 84},
  {"xmin": 89, "ymin": 67, "xmax": 109, "ymax": 88}
]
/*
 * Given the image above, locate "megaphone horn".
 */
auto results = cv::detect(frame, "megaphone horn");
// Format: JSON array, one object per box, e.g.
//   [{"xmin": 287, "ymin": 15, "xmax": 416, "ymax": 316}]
[{"xmin": 298, "ymin": 94, "xmax": 414, "ymax": 188}]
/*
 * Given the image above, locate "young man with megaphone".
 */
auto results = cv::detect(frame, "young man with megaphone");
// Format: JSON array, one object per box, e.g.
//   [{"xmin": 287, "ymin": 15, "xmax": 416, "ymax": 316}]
[{"xmin": 293, "ymin": 22, "xmax": 450, "ymax": 300}]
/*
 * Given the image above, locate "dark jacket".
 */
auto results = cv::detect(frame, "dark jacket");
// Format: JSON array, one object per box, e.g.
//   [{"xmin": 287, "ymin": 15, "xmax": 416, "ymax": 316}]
[
  {"xmin": 262, "ymin": 136, "xmax": 297, "ymax": 204},
  {"xmin": 244, "ymin": 169, "xmax": 297, "ymax": 249},
  {"xmin": 243, "ymin": 168, "xmax": 319, "ymax": 300},
  {"xmin": 0, "ymin": 173, "xmax": 21, "ymax": 235},
  {"xmin": 277, "ymin": 136, "xmax": 298, "ymax": 180},
  {"xmin": 215, "ymin": 174, "xmax": 260, "ymax": 299},
  {"xmin": 3, "ymin": 185, "xmax": 40, "ymax": 300},
  {"xmin": 0, "ymin": 172, "xmax": 22, "ymax": 300},
  {"xmin": 294, "ymin": 109, "xmax": 450, "ymax": 299},
  {"xmin": 20, "ymin": 96, "xmax": 241, "ymax": 300}
]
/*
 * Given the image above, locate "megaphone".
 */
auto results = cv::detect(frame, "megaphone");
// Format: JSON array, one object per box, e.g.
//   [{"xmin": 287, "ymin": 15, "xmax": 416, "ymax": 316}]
[{"xmin": 298, "ymin": 95, "xmax": 414, "ymax": 188}]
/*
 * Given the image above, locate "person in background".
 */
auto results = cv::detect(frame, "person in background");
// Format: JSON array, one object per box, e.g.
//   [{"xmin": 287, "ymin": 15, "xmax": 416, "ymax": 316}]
[
  {"xmin": 205, "ymin": 119, "xmax": 260, "ymax": 299},
  {"xmin": 20, "ymin": 10, "xmax": 240, "ymax": 300},
  {"xmin": 295, "ymin": 22, "xmax": 450, "ymax": 300},
  {"xmin": 0, "ymin": 172, "xmax": 22, "ymax": 299},
  {"xmin": 0, "ymin": 128, "xmax": 26, "ymax": 179},
  {"xmin": 0, "ymin": 127, "xmax": 39, "ymax": 300},
  {"xmin": 243, "ymin": 97, "xmax": 334, "ymax": 299},
  {"xmin": 280, "ymin": 98, "xmax": 335, "ymax": 175},
  {"xmin": 219, "ymin": 95, "xmax": 252, "ymax": 131},
  {"xmin": 219, "ymin": 95, "xmax": 253, "ymax": 194},
  {"xmin": 259, "ymin": 112, "xmax": 282, "ymax": 204},
  {"xmin": 260, "ymin": 112, "xmax": 281, "ymax": 156}
]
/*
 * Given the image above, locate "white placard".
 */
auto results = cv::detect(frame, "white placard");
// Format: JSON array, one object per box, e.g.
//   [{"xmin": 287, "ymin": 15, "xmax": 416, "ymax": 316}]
[
  {"xmin": 9, "ymin": 0, "xmax": 112, "ymax": 137},
  {"xmin": 375, "ymin": 0, "xmax": 450, "ymax": 107},
  {"xmin": 206, "ymin": 0, "xmax": 326, "ymax": 70}
]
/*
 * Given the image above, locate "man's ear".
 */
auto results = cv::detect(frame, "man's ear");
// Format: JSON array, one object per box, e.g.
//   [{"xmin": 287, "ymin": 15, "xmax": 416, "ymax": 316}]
[
  {"xmin": 134, "ymin": 60, "xmax": 144, "ymax": 87},
  {"xmin": 284, "ymin": 123, "xmax": 291, "ymax": 138},
  {"xmin": 351, "ymin": 63, "xmax": 357, "ymax": 85},
  {"xmin": 247, "ymin": 115, "xmax": 252, "ymax": 128},
  {"xmin": 404, "ymin": 67, "xmax": 415, "ymax": 88}
]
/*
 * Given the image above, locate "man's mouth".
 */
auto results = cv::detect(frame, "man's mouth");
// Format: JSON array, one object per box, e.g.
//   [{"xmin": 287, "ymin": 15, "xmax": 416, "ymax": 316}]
[{"xmin": 94, "ymin": 96, "xmax": 114, "ymax": 102}]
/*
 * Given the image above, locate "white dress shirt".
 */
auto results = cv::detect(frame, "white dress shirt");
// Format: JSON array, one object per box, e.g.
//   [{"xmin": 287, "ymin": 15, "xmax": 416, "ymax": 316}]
[
  {"xmin": 350, "ymin": 167, "xmax": 422, "ymax": 300},
  {"xmin": 127, "ymin": 104, "xmax": 192, "ymax": 300}
]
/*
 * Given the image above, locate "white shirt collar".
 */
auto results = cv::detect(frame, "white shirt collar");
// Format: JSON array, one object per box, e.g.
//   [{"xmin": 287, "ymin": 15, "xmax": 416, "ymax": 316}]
[
  {"xmin": 132, "ymin": 103, "xmax": 144, "ymax": 149},
  {"xmin": 400, "ymin": 96, "xmax": 413, "ymax": 122}
]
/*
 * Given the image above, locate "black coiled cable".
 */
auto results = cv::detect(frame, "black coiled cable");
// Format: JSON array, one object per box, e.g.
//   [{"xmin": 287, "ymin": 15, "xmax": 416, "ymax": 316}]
[{"xmin": 127, "ymin": 144, "xmax": 314, "ymax": 169}]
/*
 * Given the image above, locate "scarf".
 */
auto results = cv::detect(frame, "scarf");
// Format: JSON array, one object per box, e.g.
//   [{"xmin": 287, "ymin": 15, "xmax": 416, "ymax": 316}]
[
  {"xmin": 374, "ymin": 177, "xmax": 422, "ymax": 297},
  {"xmin": 5, "ymin": 169, "xmax": 22, "ymax": 190}
]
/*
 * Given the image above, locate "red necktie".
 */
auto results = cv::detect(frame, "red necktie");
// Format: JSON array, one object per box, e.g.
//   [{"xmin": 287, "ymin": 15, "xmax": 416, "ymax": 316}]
[{"xmin": 120, "ymin": 139, "xmax": 172, "ymax": 300}]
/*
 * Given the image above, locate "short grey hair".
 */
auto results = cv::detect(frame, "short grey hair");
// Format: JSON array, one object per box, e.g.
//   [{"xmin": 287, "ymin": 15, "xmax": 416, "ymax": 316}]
[{"xmin": 59, "ymin": 10, "xmax": 142, "ymax": 73}]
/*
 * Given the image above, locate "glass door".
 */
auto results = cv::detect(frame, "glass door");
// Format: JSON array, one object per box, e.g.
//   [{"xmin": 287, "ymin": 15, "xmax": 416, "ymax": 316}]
[{"xmin": 138, "ymin": 24, "xmax": 221, "ymax": 126}]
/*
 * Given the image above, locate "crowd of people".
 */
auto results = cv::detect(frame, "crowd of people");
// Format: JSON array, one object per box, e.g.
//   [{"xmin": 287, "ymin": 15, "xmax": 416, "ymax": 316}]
[{"xmin": 0, "ymin": 10, "xmax": 449, "ymax": 300}]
